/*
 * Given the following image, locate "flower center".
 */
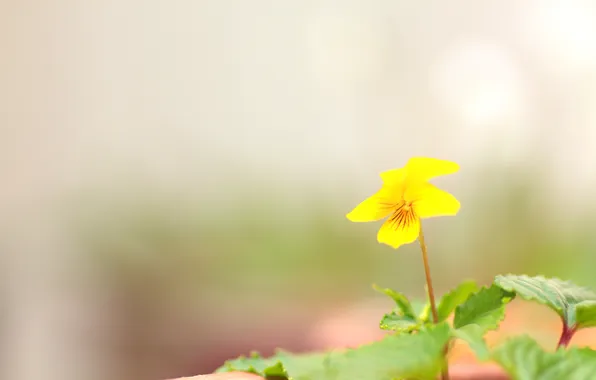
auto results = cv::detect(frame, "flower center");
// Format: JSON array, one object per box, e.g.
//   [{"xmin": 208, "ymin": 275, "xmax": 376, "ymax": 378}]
[
  {"xmin": 402, "ymin": 201, "xmax": 412, "ymax": 211},
  {"xmin": 387, "ymin": 201, "xmax": 416, "ymax": 230}
]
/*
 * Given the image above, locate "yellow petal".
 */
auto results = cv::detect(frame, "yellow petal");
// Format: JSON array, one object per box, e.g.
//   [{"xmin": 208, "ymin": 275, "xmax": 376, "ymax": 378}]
[
  {"xmin": 405, "ymin": 157, "xmax": 459, "ymax": 182},
  {"xmin": 411, "ymin": 183, "xmax": 460, "ymax": 218},
  {"xmin": 377, "ymin": 207, "xmax": 420, "ymax": 249},
  {"xmin": 379, "ymin": 167, "xmax": 407, "ymax": 188},
  {"xmin": 346, "ymin": 187, "xmax": 399, "ymax": 222}
]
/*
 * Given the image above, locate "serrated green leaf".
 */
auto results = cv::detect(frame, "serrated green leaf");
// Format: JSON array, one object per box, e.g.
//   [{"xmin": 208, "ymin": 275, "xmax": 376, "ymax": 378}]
[
  {"xmin": 453, "ymin": 284, "xmax": 514, "ymax": 332},
  {"xmin": 452, "ymin": 324, "xmax": 490, "ymax": 360},
  {"xmin": 373, "ymin": 284, "xmax": 416, "ymax": 319},
  {"xmin": 436, "ymin": 280, "xmax": 478, "ymax": 322},
  {"xmin": 271, "ymin": 351, "xmax": 341, "ymax": 380},
  {"xmin": 495, "ymin": 274, "xmax": 596, "ymax": 328},
  {"xmin": 575, "ymin": 300, "xmax": 596, "ymax": 328},
  {"xmin": 218, "ymin": 323, "xmax": 452, "ymax": 380},
  {"xmin": 492, "ymin": 335, "xmax": 596, "ymax": 380},
  {"xmin": 217, "ymin": 350, "xmax": 339, "ymax": 380},
  {"xmin": 216, "ymin": 351, "xmax": 284, "ymax": 376},
  {"xmin": 379, "ymin": 312, "xmax": 420, "ymax": 333},
  {"xmin": 262, "ymin": 361, "xmax": 286, "ymax": 377},
  {"xmin": 336, "ymin": 322, "xmax": 452, "ymax": 380}
]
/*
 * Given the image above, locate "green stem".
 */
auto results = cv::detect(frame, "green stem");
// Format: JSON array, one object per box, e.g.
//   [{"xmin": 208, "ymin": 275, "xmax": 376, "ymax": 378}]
[
  {"xmin": 418, "ymin": 225, "xmax": 439, "ymax": 323},
  {"xmin": 418, "ymin": 224, "xmax": 450, "ymax": 380}
]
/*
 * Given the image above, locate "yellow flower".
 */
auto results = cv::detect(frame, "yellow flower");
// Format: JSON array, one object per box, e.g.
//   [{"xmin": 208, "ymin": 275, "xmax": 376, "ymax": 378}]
[{"xmin": 347, "ymin": 157, "xmax": 460, "ymax": 249}]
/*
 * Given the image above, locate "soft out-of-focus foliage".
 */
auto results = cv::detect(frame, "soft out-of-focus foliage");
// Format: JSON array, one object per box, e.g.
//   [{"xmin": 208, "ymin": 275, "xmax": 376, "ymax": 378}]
[{"xmin": 493, "ymin": 336, "xmax": 596, "ymax": 380}]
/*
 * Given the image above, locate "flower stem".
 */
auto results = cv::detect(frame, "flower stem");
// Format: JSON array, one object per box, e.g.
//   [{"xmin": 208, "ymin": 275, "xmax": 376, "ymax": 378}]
[
  {"xmin": 418, "ymin": 224, "xmax": 449, "ymax": 380},
  {"xmin": 418, "ymin": 225, "xmax": 439, "ymax": 323},
  {"xmin": 557, "ymin": 322, "xmax": 576, "ymax": 349}
]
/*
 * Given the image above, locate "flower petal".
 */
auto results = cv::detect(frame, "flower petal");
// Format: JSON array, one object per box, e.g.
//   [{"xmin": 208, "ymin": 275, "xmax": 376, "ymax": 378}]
[
  {"xmin": 346, "ymin": 187, "xmax": 399, "ymax": 222},
  {"xmin": 405, "ymin": 157, "xmax": 459, "ymax": 182},
  {"xmin": 411, "ymin": 183, "xmax": 460, "ymax": 218},
  {"xmin": 379, "ymin": 167, "xmax": 408, "ymax": 188},
  {"xmin": 377, "ymin": 209, "xmax": 420, "ymax": 249}
]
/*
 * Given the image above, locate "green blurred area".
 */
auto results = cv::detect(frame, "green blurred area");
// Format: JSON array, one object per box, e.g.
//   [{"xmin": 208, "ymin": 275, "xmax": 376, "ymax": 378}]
[
  {"xmin": 72, "ymin": 173, "xmax": 596, "ymax": 305},
  {"xmin": 61, "ymin": 166, "xmax": 596, "ymax": 377}
]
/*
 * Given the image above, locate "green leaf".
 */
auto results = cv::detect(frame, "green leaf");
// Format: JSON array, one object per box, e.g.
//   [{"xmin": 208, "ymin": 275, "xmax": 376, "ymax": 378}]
[
  {"xmin": 575, "ymin": 300, "xmax": 596, "ymax": 328},
  {"xmin": 411, "ymin": 299, "xmax": 430, "ymax": 321},
  {"xmin": 452, "ymin": 324, "xmax": 490, "ymax": 361},
  {"xmin": 218, "ymin": 323, "xmax": 452, "ymax": 380},
  {"xmin": 453, "ymin": 284, "xmax": 514, "ymax": 332},
  {"xmin": 382, "ymin": 280, "xmax": 477, "ymax": 327},
  {"xmin": 217, "ymin": 350, "xmax": 339, "ymax": 380},
  {"xmin": 373, "ymin": 284, "xmax": 416, "ymax": 318},
  {"xmin": 336, "ymin": 322, "xmax": 452, "ymax": 380},
  {"xmin": 270, "ymin": 351, "xmax": 341, "ymax": 380},
  {"xmin": 379, "ymin": 312, "xmax": 420, "ymax": 333},
  {"xmin": 451, "ymin": 284, "xmax": 508, "ymax": 362},
  {"xmin": 216, "ymin": 351, "xmax": 286, "ymax": 376},
  {"xmin": 492, "ymin": 335, "xmax": 596, "ymax": 380},
  {"xmin": 436, "ymin": 280, "xmax": 478, "ymax": 322},
  {"xmin": 492, "ymin": 336, "xmax": 564, "ymax": 380},
  {"xmin": 495, "ymin": 274, "xmax": 596, "ymax": 328}
]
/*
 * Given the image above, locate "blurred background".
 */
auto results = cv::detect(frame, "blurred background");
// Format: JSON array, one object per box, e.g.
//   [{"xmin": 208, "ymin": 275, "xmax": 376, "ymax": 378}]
[{"xmin": 2, "ymin": 1, "xmax": 596, "ymax": 379}]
